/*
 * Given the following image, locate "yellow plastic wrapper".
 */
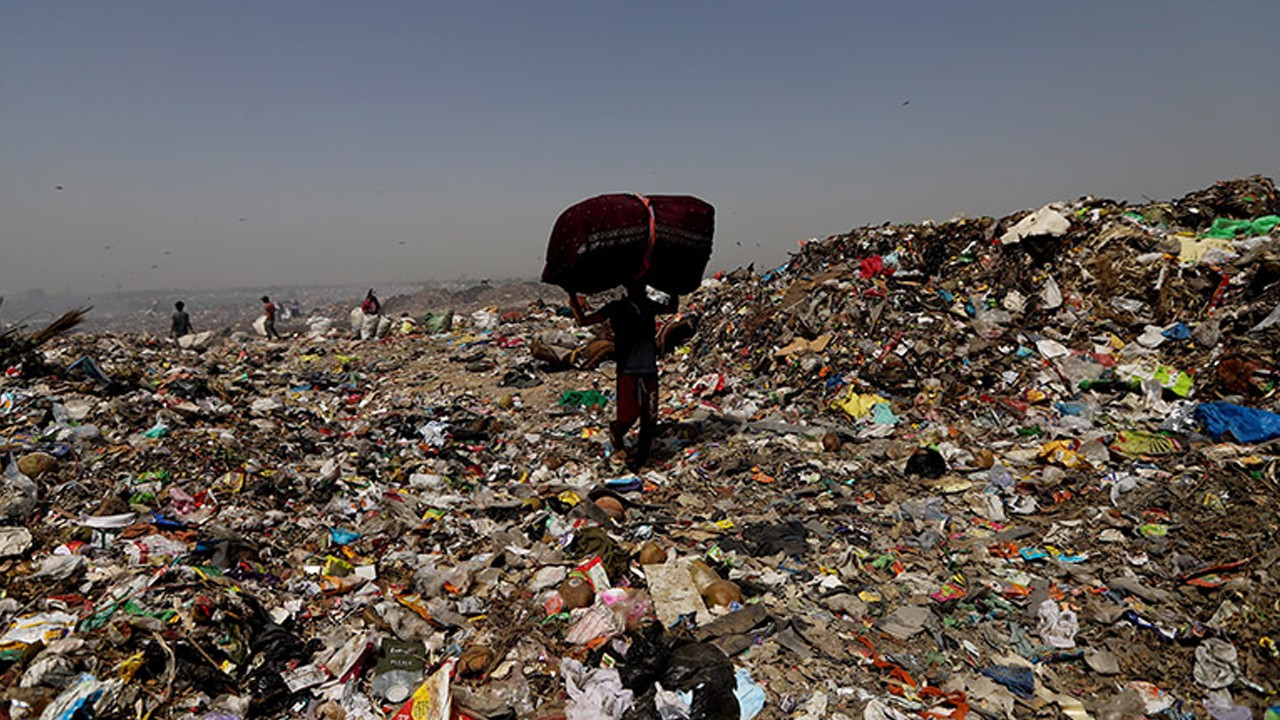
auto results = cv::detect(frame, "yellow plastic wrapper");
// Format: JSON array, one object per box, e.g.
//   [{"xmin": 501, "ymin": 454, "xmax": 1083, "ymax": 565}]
[
  {"xmin": 1038, "ymin": 439, "xmax": 1091, "ymax": 469},
  {"xmin": 831, "ymin": 388, "xmax": 889, "ymax": 419}
]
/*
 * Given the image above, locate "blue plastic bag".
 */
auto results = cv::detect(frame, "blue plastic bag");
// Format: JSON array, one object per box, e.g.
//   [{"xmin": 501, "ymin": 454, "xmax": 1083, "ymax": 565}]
[
  {"xmin": 980, "ymin": 665, "xmax": 1035, "ymax": 698},
  {"xmin": 1194, "ymin": 402, "xmax": 1280, "ymax": 444},
  {"xmin": 330, "ymin": 528, "xmax": 361, "ymax": 546},
  {"xmin": 735, "ymin": 668, "xmax": 766, "ymax": 720}
]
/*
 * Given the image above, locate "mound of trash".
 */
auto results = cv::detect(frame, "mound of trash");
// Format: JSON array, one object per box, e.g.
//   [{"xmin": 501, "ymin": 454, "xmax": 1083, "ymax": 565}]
[{"xmin": 2, "ymin": 177, "xmax": 1278, "ymax": 720}]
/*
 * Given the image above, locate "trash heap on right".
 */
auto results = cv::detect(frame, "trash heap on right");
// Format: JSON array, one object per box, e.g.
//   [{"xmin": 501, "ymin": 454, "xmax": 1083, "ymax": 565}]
[{"xmin": 663, "ymin": 174, "xmax": 1280, "ymax": 719}]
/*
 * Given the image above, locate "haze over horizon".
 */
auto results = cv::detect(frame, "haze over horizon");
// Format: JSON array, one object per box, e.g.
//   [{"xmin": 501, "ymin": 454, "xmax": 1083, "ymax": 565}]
[{"xmin": 3, "ymin": 1, "xmax": 1278, "ymax": 295}]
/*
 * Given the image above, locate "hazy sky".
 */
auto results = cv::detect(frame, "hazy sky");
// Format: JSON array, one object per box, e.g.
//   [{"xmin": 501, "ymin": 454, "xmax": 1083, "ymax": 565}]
[{"xmin": 3, "ymin": 1, "xmax": 1278, "ymax": 295}]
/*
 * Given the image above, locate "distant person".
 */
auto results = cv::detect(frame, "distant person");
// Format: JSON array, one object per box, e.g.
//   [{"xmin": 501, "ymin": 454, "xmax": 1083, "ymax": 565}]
[
  {"xmin": 170, "ymin": 301, "xmax": 193, "ymax": 345},
  {"xmin": 361, "ymin": 289, "xmax": 381, "ymax": 317},
  {"xmin": 260, "ymin": 295, "xmax": 281, "ymax": 339},
  {"xmin": 358, "ymin": 289, "xmax": 382, "ymax": 340},
  {"xmin": 570, "ymin": 282, "xmax": 678, "ymax": 469}
]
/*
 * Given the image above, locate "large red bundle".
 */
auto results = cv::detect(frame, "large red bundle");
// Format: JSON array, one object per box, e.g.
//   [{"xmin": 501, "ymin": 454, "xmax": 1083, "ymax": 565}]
[{"xmin": 542, "ymin": 194, "xmax": 714, "ymax": 295}]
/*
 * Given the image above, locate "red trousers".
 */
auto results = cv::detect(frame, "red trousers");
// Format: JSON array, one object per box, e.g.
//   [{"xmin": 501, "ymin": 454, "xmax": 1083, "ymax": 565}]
[{"xmin": 612, "ymin": 373, "xmax": 657, "ymax": 463}]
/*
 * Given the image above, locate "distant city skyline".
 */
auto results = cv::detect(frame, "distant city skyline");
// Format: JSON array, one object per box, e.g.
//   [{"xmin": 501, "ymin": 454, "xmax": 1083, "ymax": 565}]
[{"xmin": 3, "ymin": 1, "xmax": 1278, "ymax": 294}]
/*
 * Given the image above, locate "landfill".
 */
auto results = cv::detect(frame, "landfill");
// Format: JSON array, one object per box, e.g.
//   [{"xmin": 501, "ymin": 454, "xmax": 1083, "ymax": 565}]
[{"xmin": 2, "ymin": 175, "xmax": 1280, "ymax": 719}]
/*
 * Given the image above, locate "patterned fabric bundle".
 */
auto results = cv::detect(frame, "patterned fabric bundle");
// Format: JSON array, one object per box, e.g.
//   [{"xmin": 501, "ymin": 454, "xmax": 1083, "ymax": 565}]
[{"xmin": 543, "ymin": 194, "xmax": 714, "ymax": 295}]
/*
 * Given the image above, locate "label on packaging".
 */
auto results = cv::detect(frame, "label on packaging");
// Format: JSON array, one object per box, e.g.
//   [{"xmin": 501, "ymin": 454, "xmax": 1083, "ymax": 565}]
[
  {"xmin": 282, "ymin": 663, "xmax": 328, "ymax": 692},
  {"xmin": 391, "ymin": 658, "xmax": 454, "ymax": 720},
  {"xmin": 576, "ymin": 556, "xmax": 610, "ymax": 592},
  {"xmin": 541, "ymin": 590, "xmax": 565, "ymax": 616}
]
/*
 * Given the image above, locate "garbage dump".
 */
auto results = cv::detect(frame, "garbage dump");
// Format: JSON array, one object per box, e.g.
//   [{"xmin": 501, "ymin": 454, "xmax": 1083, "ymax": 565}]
[{"xmin": 2, "ymin": 176, "xmax": 1280, "ymax": 719}]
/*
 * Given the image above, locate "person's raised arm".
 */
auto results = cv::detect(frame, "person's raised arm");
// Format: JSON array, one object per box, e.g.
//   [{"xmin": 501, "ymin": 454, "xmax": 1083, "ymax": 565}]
[{"xmin": 569, "ymin": 293, "xmax": 606, "ymax": 327}]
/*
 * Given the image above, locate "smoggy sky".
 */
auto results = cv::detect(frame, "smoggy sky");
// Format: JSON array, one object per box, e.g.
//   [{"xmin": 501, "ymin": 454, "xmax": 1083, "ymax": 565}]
[{"xmin": 2, "ymin": 1, "xmax": 1278, "ymax": 295}]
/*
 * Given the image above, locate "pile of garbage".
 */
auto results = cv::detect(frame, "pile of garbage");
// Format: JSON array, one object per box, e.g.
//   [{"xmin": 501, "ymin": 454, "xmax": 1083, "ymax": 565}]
[
  {"xmin": 2, "ymin": 177, "xmax": 1279, "ymax": 720},
  {"xmin": 0, "ymin": 309, "xmax": 91, "ymax": 371}
]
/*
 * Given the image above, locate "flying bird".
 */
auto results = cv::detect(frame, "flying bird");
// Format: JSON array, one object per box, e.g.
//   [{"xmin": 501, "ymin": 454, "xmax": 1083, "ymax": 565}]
[
  {"xmin": 55, "ymin": 185, "xmax": 64, "ymax": 191},
  {"xmin": 901, "ymin": 100, "xmax": 910, "ymax": 106}
]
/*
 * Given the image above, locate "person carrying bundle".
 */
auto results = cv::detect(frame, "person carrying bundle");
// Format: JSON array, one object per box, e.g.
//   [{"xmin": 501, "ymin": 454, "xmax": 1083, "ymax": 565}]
[
  {"xmin": 569, "ymin": 283, "xmax": 677, "ymax": 469},
  {"xmin": 260, "ymin": 296, "xmax": 281, "ymax": 339},
  {"xmin": 545, "ymin": 192, "xmax": 713, "ymax": 468}
]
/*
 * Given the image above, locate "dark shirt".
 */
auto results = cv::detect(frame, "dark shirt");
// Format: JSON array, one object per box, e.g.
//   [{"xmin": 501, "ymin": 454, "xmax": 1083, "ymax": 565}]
[
  {"xmin": 263, "ymin": 302, "xmax": 276, "ymax": 320},
  {"xmin": 171, "ymin": 310, "xmax": 192, "ymax": 337},
  {"xmin": 602, "ymin": 297, "xmax": 662, "ymax": 375}
]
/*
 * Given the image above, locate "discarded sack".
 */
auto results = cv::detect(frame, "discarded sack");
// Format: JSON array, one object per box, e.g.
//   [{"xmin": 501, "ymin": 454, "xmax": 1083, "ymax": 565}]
[{"xmin": 424, "ymin": 311, "xmax": 454, "ymax": 334}]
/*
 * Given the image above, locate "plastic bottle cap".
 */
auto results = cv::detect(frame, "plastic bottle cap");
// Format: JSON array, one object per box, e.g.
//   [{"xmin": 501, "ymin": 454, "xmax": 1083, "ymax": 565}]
[{"xmin": 385, "ymin": 683, "xmax": 412, "ymax": 704}]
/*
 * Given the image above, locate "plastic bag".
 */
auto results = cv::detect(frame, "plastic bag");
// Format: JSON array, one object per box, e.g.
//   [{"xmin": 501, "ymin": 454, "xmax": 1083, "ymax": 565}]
[
  {"xmin": 561, "ymin": 657, "xmax": 633, "ymax": 720},
  {"xmin": 471, "ymin": 309, "xmax": 499, "ymax": 331},
  {"xmin": 1195, "ymin": 402, "xmax": 1280, "ymax": 444},
  {"xmin": 1036, "ymin": 599, "xmax": 1078, "ymax": 648},
  {"xmin": 425, "ymin": 311, "xmax": 454, "ymax": 334},
  {"xmin": 38, "ymin": 673, "xmax": 122, "ymax": 720},
  {"xmin": 360, "ymin": 313, "xmax": 378, "ymax": 340}
]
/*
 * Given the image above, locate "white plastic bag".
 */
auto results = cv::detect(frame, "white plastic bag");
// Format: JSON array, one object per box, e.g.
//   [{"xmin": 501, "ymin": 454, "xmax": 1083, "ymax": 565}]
[
  {"xmin": 470, "ymin": 309, "xmax": 498, "ymax": 331},
  {"xmin": 349, "ymin": 307, "xmax": 364, "ymax": 336},
  {"xmin": 178, "ymin": 331, "xmax": 215, "ymax": 350},
  {"xmin": 307, "ymin": 316, "xmax": 333, "ymax": 339},
  {"xmin": 360, "ymin": 313, "xmax": 378, "ymax": 340},
  {"xmin": 560, "ymin": 657, "xmax": 633, "ymax": 720},
  {"xmin": 1036, "ymin": 599, "xmax": 1078, "ymax": 648}
]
